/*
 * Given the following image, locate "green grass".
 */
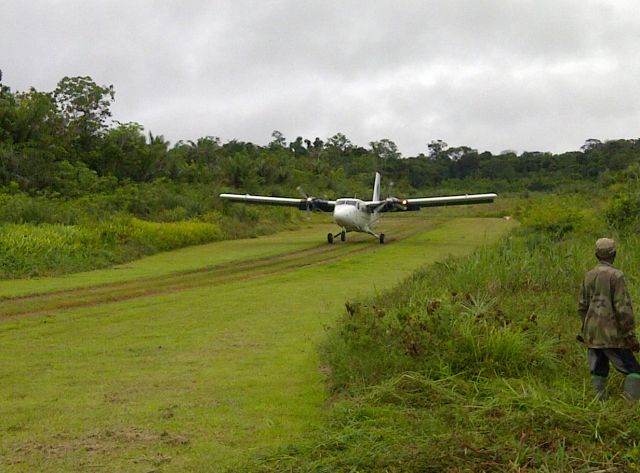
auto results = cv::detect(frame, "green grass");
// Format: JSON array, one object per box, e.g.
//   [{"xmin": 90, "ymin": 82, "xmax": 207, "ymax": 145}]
[
  {"xmin": 0, "ymin": 218, "xmax": 225, "ymax": 279},
  {"xmin": 240, "ymin": 200, "xmax": 640, "ymax": 472},
  {"xmin": 0, "ymin": 205, "xmax": 303, "ymax": 279},
  {"xmin": 0, "ymin": 214, "xmax": 513, "ymax": 472}
]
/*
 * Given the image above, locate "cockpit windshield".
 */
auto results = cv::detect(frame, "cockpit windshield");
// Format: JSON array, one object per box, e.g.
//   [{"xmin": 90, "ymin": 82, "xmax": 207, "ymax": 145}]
[{"xmin": 336, "ymin": 199, "xmax": 357, "ymax": 206}]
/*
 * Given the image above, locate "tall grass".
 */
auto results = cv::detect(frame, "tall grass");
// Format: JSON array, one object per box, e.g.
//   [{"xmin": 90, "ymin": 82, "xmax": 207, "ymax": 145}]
[
  {"xmin": 0, "ymin": 217, "xmax": 224, "ymax": 278},
  {"xmin": 0, "ymin": 223, "xmax": 95, "ymax": 277},
  {"xmin": 239, "ymin": 195, "xmax": 640, "ymax": 472},
  {"xmin": 0, "ymin": 182, "xmax": 303, "ymax": 278},
  {"xmin": 0, "ymin": 190, "xmax": 301, "ymax": 278}
]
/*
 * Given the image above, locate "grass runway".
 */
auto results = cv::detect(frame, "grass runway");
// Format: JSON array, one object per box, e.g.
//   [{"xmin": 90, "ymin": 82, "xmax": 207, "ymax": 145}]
[{"xmin": 0, "ymin": 215, "xmax": 513, "ymax": 472}]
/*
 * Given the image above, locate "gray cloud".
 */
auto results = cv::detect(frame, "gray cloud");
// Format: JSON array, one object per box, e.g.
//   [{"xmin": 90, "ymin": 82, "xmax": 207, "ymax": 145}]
[{"xmin": 2, "ymin": 0, "xmax": 639, "ymax": 155}]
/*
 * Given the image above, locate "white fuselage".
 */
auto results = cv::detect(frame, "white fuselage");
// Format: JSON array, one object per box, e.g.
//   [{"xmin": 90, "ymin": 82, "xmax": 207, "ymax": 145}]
[{"xmin": 333, "ymin": 199, "xmax": 375, "ymax": 233}]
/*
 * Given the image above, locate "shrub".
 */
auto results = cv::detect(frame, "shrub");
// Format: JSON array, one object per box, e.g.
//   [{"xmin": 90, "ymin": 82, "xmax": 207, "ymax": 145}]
[
  {"xmin": 130, "ymin": 218, "xmax": 223, "ymax": 251},
  {"xmin": 0, "ymin": 217, "xmax": 224, "ymax": 278},
  {"xmin": 606, "ymin": 191, "xmax": 640, "ymax": 230},
  {"xmin": 517, "ymin": 195, "xmax": 586, "ymax": 238},
  {"xmin": 0, "ymin": 223, "xmax": 97, "ymax": 277}
]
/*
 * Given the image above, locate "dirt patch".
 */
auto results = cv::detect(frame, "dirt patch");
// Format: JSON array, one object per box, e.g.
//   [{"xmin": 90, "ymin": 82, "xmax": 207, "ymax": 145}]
[{"xmin": 4, "ymin": 427, "xmax": 190, "ymax": 469}]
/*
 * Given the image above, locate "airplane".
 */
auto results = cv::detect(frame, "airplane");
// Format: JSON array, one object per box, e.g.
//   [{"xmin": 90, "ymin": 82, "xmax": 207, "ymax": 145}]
[{"xmin": 219, "ymin": 173, "xmax": 497, "ymax": 244}]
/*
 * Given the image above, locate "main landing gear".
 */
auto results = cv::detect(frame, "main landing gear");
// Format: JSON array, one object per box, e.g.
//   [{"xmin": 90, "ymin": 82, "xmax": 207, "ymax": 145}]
[
  {"xmin": 327, "ymin": 230, "xmax": 385, "ymax": 244},
  {"xmin": 367, "ymin": 230, "xmax": 385, "ymax": 244},
  {"xmin": 327, "ymin": 229, "xmax": 347, "ymax": 244}
]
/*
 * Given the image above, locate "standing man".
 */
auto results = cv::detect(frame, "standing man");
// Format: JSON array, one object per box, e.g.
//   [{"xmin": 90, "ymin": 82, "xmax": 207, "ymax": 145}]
[{"xmin": 578, "ymin": 238, "xmax": 640, "ymax": 399}]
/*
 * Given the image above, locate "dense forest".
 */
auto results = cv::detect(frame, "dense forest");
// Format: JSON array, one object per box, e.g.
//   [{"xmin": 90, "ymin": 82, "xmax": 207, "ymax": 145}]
[
  {"xmin": 1, "ymin": 74, "xmax": 640, "ymax": 277},
  {"xmin": 2, "ymin": 75, "xmax": 640, "ymax": 203}
]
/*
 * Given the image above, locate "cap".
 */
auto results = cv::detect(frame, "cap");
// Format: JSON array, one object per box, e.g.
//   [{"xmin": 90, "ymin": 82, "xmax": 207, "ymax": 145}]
[{"xmin": 595, "ymin": 238, "xmax": 616, "ymax": 257}]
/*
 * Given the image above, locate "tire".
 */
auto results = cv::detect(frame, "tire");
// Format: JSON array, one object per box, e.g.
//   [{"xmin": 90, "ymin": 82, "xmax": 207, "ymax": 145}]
[
  {"xmin": 327, "ymin": 233, "xmax": 334, "ymax": 244},
  {"xmin": 340, "ymin": 230, "xmax": 346, "ymax": 242},
  {"xmin": 379, "ymin": 233, "xmax": 385, "ymax": 244}
]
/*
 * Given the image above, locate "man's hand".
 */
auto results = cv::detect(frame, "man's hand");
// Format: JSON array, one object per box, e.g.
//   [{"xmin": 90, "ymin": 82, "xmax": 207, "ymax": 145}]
[{"xmin": 626, "ymin": 335, "xmax": 640, "ymax": 352}]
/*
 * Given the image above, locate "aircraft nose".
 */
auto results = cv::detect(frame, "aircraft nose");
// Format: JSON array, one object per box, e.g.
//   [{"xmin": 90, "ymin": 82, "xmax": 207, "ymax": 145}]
[{"xmin": 334, "ymin": 206, "xmax": 350, "ymax": 226}]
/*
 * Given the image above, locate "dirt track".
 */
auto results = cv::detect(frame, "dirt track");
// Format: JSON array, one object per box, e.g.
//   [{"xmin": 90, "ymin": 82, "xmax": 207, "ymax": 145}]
[{"xmin": 0, "ymin": 217, "xmax": 430, "ymax": 319}]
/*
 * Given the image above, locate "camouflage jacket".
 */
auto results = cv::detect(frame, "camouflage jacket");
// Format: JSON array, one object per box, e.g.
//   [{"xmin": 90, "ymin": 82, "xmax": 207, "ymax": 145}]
[{"xmin": 578, "ymin": 261, "xmax": 635, "ymax": 348}]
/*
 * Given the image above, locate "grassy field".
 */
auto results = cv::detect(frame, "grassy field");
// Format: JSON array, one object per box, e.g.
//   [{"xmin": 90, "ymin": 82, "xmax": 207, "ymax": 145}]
[
  {"xmin": 0, "ymin": 214, "xmax": 513, "ymax": 472},
  {"xmin": 237, "ymin": 194, "xmax": 640, "ymax": 472}
]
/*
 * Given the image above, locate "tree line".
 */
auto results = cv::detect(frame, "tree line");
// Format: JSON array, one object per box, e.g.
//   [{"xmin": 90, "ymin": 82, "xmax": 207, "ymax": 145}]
[{"xmin": 1, "ymin": 74, "xmax": 640, "ymax": 202}]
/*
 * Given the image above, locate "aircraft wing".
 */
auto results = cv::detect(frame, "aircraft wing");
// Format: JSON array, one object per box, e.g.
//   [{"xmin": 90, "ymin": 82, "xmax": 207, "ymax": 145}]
[
  {"xmin": 219, "ymin": 193, "xmax": 335, "ymax": 212},
  {"xmin": 365, "ymin": 193, "xmax": 497, "ymax": 212}
]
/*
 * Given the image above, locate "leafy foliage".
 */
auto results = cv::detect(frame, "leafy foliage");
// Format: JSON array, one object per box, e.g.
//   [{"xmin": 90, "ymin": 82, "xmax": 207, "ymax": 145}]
[{"xmin": 1, "ymin": 75, "xmax": 640, "ymax": 199}]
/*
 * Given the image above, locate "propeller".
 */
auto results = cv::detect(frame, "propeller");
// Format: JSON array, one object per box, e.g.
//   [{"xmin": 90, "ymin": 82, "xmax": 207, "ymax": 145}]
[
  {"xmin": 297, "ymin": 186, "xmax": 312, "ymax": 218},
  {"xmin": 297, "ymin": 186, "xmax": 328, "ymax": 215},
  {"xmin": 373, "ymin": 180, "xmax": 408, "ymax": 213}
]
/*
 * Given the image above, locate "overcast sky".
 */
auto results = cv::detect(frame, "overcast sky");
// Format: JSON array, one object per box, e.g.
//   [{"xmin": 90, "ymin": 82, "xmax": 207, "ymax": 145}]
[{"xmin": 2, "ymin": 0, "xmax": 639, "ymax": 156}]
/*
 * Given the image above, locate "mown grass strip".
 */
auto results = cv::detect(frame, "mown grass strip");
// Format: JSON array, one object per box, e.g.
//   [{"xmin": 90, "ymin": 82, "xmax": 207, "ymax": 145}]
[
  {"xmin": 0, "ymin": 214, "xmax": 437, "ymax": 298},
  {"xmin": 0, "ymin": 216, "xmax": 432, "ymax": 319}
]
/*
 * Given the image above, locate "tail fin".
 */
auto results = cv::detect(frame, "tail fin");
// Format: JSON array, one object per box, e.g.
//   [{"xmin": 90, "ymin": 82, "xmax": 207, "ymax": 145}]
[{"xmin": 372, "ymin": 172, "xmax": 381, "ymax": 202}]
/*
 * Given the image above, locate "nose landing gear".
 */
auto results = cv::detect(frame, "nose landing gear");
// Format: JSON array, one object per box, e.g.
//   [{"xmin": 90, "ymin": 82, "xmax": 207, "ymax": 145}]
[{"xmin": 327, "ymin": 229, "xmax": 385, "ymax": 244}]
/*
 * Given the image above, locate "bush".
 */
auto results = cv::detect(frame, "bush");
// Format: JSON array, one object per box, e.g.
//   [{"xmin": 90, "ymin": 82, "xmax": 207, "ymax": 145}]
[
  {"xmin": 516, "ymin": 195, "xmax": 587, "ymax": 239},
  {"xmin": 0, "ymin": 223, "xmax": 97, "ymax": 277},
  {"xmin": 606, "ymin": 191, "xmax": 640, "ymax": 231},
  {"xmin": 0, "ymin": 217, "xmax": 224, "ymax": 278},
  {"xmin": 322, "ymin": 271, "xmax": 560, "ymax": 391},
  {"xmin": 130, "ymin": 218, "xmax": 223, "ymax": 251}
]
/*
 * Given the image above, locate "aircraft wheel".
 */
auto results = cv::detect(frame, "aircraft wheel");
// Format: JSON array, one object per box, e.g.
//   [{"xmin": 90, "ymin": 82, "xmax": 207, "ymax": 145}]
[
  {"xmin": 379, "ymin": 233, "xmax": 385, "ymax": 244},
  {"xmin": 327, "ymin": 233, "xmax": 334, "ymax": 244},
  {"xmin": 341, "ymin": 230, "xmax": 346, "ymax": 242}
]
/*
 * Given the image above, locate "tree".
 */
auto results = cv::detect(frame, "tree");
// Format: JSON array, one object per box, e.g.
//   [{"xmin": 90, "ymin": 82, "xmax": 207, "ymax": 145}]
[
  {"xmin": 369, "ymin": 139, "xmax": 401, "ymax": 173},
  {"xmin": 312, "ymin": 137, "xmax": 324, "ymax": 150},
  {"xmin": 98, "ymin": 122, "xmax": 150, "ymax": 180},
  {"xmin": 370, "ymin": 139, "xmax": 401, "ymax": 161},
  {"xmin": 581, "ymin": 138, "xmax": 602, "ymax": 152},
  {"xmin": 185, "ymin": 136, "xmax": 221, "ymax": 167},
  {"xmin": 270, "ymin": 130, "xmax": 286, "ymax": 148},
  {"xmin": 11, "ymin": 89, "xmax": 60, "ymax": 146},
  {"xmin": 327, "ymin": 133, "xmax": 351, "ymax": 152},
  {"xmin": 448, "ymin": 147, "xmax": 479, "ymax": 178},
  {"xmin": 427, "ymin": 139, "xmax": 448, "ymax": 159},
  {"xmin": 53, "ymin": 76, "xmax": 115, "ymax": 151},
  {"xmin": 289, "ymin": 136, "xmax": 308, "ymax": 156},
  {"xmin": 222, "ymin": 151, "xmax": 258, "ymax": 189},
  {"xmin": 0, "ymin": 84, "xmax": 17, "ymax": 144}
]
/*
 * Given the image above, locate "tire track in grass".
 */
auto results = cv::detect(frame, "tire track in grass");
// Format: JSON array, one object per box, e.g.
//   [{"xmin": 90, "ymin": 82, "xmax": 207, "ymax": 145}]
[{"xmin": 0, "ymin": 218, "xmax": 431, "ymax": 319}]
